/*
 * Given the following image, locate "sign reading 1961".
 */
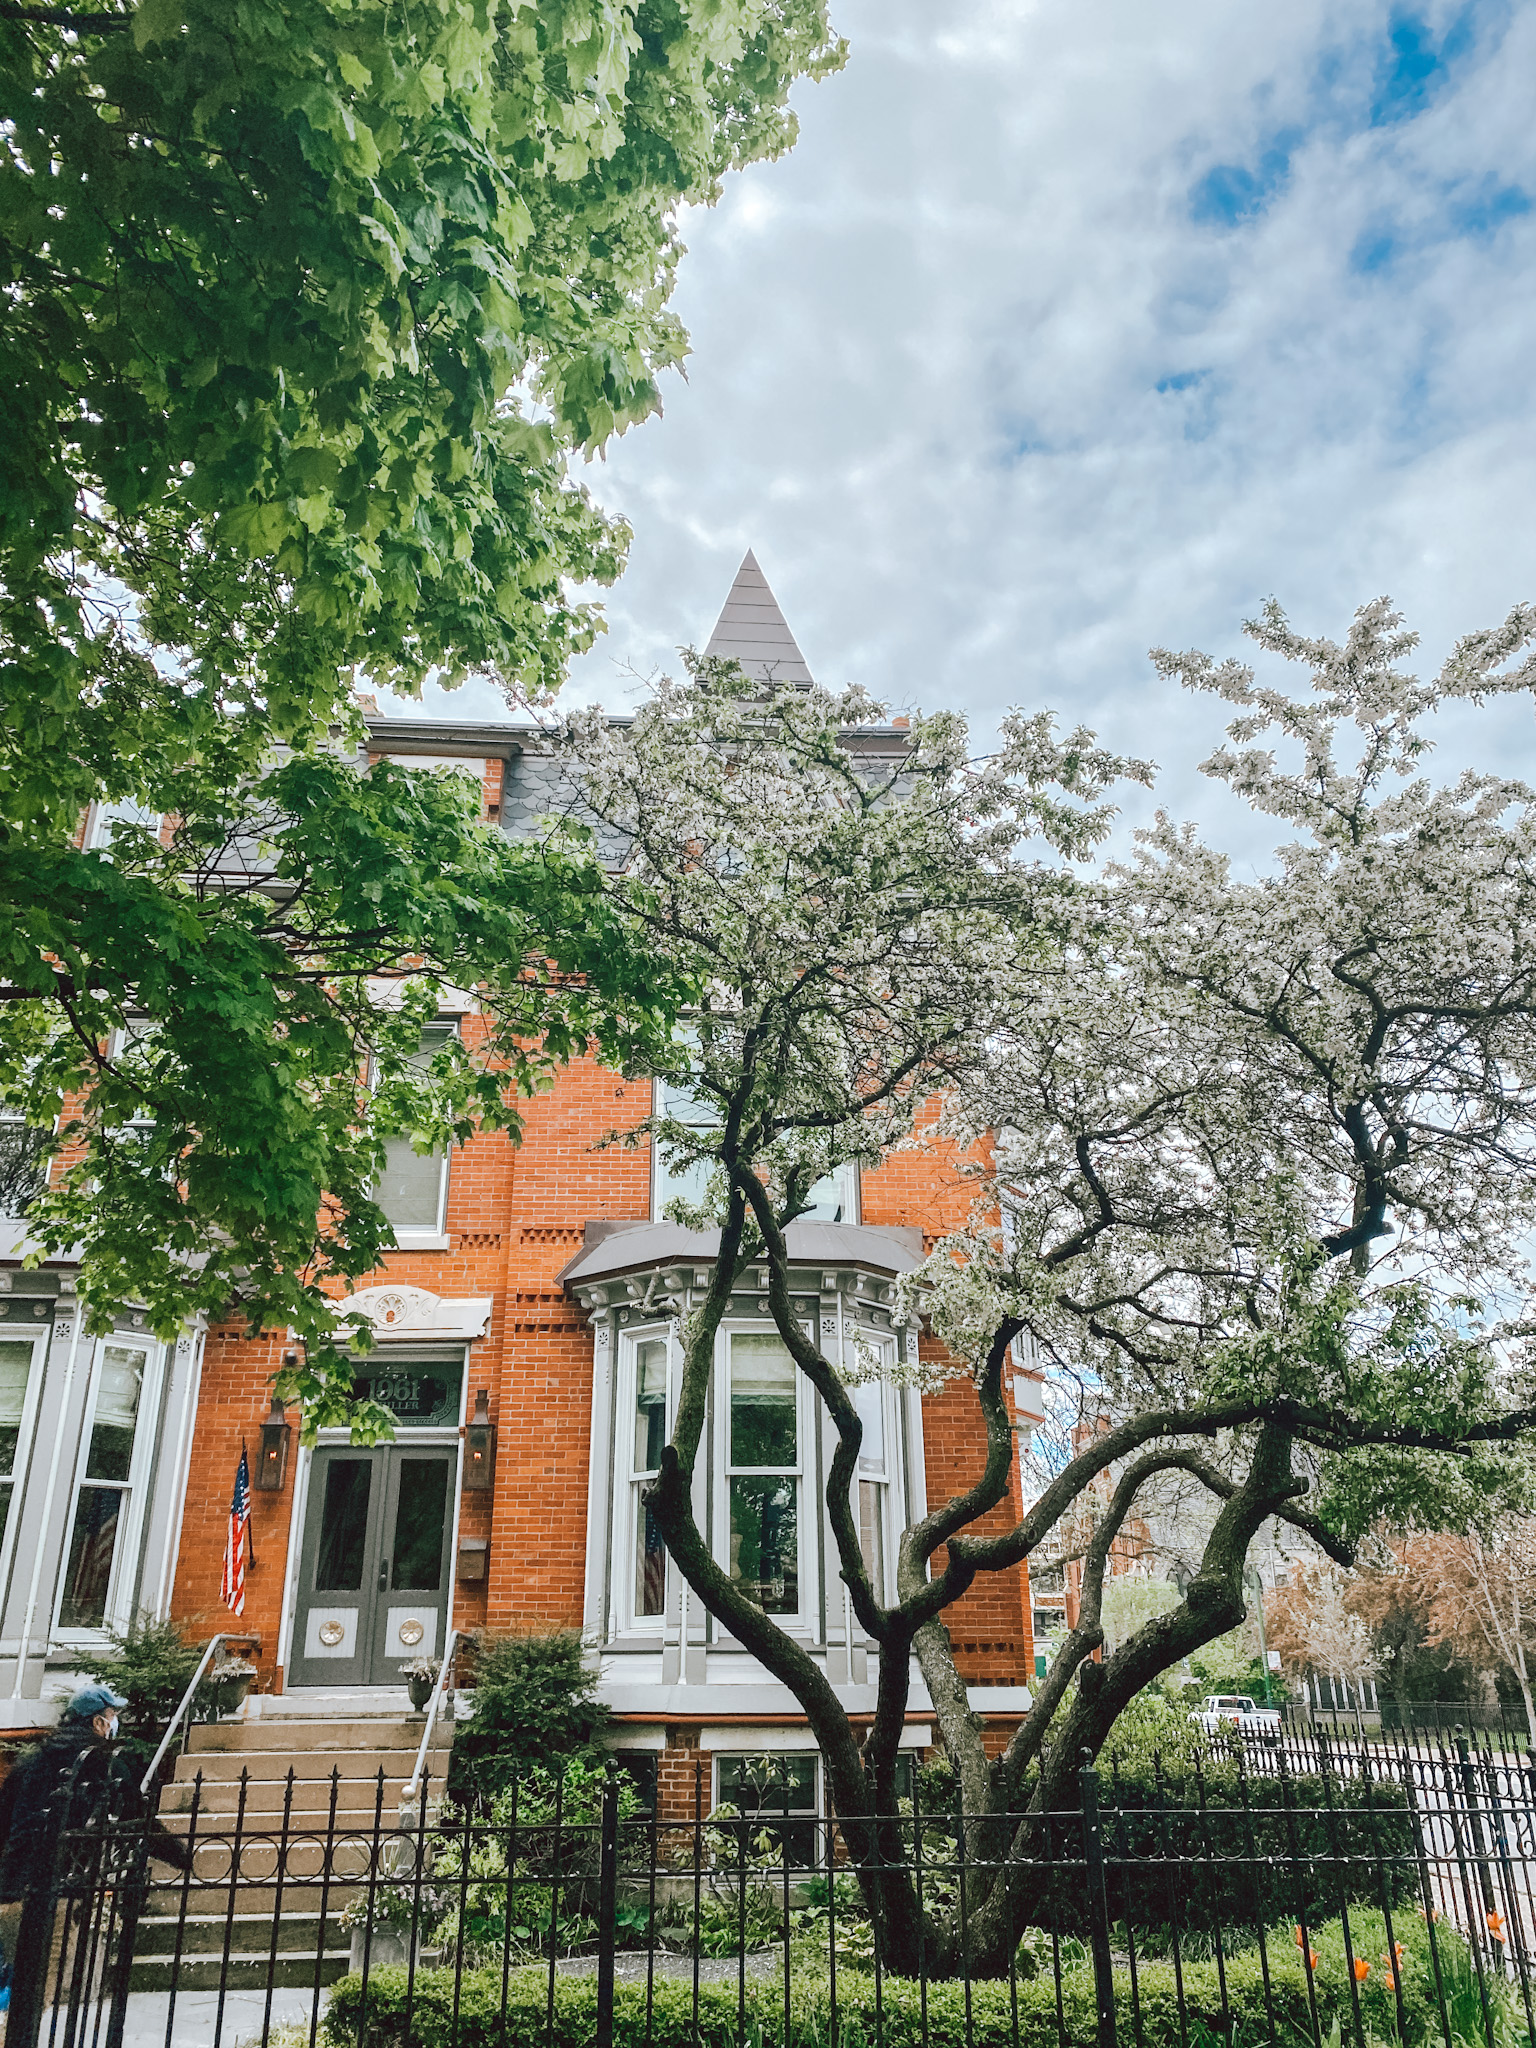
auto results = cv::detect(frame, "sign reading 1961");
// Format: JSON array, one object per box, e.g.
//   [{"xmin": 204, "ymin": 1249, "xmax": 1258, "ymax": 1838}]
[{"xmin": 352, "ymin": 1371, "xmax": 458, "ymax": 1427}]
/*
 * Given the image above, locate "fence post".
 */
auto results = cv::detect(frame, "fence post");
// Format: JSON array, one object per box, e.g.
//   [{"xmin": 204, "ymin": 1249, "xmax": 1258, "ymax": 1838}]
[
  {"xmin": 1079, "ymin": 1751, "xmax": 1118, "ymax": 2048},
  {"xmin": 595, "ymin": 1771, "xmax": 620, "ymax": 2048}
]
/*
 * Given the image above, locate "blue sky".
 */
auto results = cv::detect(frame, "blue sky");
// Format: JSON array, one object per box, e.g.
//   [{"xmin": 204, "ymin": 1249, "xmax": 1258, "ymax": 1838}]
[{"xmin": 404, "ymin": 0, "xmax": 1536, "ymax": 854}]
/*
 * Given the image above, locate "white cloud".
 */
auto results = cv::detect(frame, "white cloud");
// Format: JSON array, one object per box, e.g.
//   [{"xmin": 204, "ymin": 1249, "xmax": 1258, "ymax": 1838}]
[{"xmin": 413, "ymin": 0, "xmax": 1536, "ymax": 854}]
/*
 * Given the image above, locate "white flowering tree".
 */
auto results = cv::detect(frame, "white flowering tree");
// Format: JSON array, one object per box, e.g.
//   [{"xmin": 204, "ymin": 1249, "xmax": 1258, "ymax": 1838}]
[{"xmin": 562, "ymin": 601, "xmax": 1536, "ymax": 1977}]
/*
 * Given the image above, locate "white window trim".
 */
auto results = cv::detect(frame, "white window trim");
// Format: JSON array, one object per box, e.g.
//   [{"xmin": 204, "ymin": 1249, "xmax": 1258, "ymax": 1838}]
[
  {"xmin": 53, "ymin": 1333, "xmax": 166, "ymax": 1643},
  {"xmin": 712, "ymin": 1321, "xmax": 816, "ymax": 1637},
  {"xmin": 87, "ymin": 799, "xmax": 162, "ymax": 852},
  {"xmin": 609, "ymin": 1324, "xmax": 673, "ymax": 1639},
  {"xmin": 374, "ymin": 1022, "xmax": 457, "ymax": 1246},
  {"xmin": 0, "ymin": 1327, "xmax": 50, "ymax": 1619},
  {"xmin": 849, "ymin": 1364, "xmax": 895, "ymax": 1606}
]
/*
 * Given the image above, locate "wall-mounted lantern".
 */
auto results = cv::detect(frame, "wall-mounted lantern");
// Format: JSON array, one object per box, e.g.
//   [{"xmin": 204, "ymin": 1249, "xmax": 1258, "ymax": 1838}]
[
  {"xmin": 255, "ymin": 1390, "xmax": 292, "ymax": 1492},
  {"xmin": 463, "ymin": 1387, "xmax": 496, "ymax": 1492}
]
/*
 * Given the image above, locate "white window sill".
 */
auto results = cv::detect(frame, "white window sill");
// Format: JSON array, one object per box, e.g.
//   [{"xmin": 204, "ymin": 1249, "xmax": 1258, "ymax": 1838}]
[{"xmin": 386, "ymin": 1233, "xmax": 451, "ymax": 1251}]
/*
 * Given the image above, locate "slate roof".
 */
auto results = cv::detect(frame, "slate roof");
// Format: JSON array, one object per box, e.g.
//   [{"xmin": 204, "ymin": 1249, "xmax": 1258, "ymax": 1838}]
[
  {"xmin": 703, "ymin": 551, "xmax": 815, "ymax": 687},
  {"xmin": 558, "ymin": 1218, "xmax": 925, "ymax": 1288}
]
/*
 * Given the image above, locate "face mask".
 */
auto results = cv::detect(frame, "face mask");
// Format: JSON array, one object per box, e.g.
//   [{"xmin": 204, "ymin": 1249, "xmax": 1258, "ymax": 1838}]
[{"xmin": 103, "ymin": 1715, "xmax": 118, "ymax": 1741}]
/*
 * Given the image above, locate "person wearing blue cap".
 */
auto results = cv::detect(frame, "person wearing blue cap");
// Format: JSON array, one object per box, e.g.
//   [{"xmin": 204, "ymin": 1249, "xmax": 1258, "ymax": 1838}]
[{"xmin": 0, "ymin": 1683, "xmax": 132, "ymax": 2014}]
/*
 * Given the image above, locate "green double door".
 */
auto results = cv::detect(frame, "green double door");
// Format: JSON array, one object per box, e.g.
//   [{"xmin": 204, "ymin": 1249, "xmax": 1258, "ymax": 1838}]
[{"xmin": 291, "ymin": 1445, "xmax": 455, "ymax": 1689}]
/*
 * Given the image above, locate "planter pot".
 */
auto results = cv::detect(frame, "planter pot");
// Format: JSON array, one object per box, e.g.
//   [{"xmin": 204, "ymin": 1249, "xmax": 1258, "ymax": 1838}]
[
  {"xmin": 211, "ymin": 1674, "xmax": 254, "ymax": 1718},
  {"xmin": 407, "ymin": 1675, "xmax": 434, "ymax": 1711}
]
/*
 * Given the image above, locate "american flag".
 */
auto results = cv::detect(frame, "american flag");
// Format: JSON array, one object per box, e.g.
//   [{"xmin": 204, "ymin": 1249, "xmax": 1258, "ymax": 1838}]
[{"xmin": 220, "ymin": 1441, "xmax": 253, "ymax": 1615}]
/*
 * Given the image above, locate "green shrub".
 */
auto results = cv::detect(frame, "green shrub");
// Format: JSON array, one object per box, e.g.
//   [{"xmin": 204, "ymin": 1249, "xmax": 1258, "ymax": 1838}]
[
  {"xmin": 72, "ymin": 1613, "xmax": 204, "ymax": 1747},
  {"xmin": 448, "ymin": 1631, "xmax": 608, "ymax": 1805},
  {"xmin": 323, "ymin": 1909, "xmax": 1498, "ymax": 2048}
]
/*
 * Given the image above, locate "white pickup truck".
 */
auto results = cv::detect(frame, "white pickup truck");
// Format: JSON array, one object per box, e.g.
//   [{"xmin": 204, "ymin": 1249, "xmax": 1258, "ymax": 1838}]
[{"xmin": 1189, "ymin": 1693, "xmax": 1282, "ymax": 1740}]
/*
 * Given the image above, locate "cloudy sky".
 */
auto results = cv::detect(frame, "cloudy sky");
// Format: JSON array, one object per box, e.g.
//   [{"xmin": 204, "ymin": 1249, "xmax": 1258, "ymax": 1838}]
[{"xmin": 413, "ymin": 0, "xmax": 1536, "ymax": 848}]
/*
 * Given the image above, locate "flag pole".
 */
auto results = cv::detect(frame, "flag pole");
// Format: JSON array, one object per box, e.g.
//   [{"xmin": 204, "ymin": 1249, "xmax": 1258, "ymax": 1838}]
[{"xmin": 242, "ymin": 1437, "xmax": 256, "ymax": 1566}]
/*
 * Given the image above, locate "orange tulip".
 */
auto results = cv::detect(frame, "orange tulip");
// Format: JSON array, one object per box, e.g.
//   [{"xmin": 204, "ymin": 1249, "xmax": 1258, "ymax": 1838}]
[
  {"xmin": 1354, "ymin": 1958, "xmax": 1371, "ymax": 1981},
  {"xmin": 1294, "ymin": 1927, "xmax": 1307, "ymax": 1948},
  {"xmin": 1487, "ymin": 1911, "xmax": 1506, "ymax": 1944}
]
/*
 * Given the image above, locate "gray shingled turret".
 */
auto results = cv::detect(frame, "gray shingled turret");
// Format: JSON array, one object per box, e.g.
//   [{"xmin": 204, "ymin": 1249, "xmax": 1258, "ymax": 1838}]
[{"xmin": 702, "ymin": 549, "xmax": 814, "ymax": 687}]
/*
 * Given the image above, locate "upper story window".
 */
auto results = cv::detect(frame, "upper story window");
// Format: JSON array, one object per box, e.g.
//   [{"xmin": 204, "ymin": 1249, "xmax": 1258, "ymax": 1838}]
[
  {"xmin": 651, "ymin": 1080, "xmax": 860, "ymax": 1225},
  {"xmin": 0, "ymin": 1117, "xmax": 52, "ymax": 1221},
  {"xmin": 651, "ymin": 1078, "xmax": 717, "ymax": 1220},
  {"xmin": 799, "ymin": 1161, "xmax": 859, "ymax": 1223},
  {"xmin": 57, "ymin": 1334, "xmax": 163, "ymax": 1635},
  {"xmin": 375, "ymin": 1023, "xmax": 456, "ymax": 1244},
  {"xmin": 87, "ymin": 799, "xmax": 162, "ymax": 853}
]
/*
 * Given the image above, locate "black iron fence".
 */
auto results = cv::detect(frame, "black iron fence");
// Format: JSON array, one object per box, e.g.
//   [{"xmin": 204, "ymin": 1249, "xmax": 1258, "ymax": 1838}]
[
  {"xmin": 1284, "ymin": 1698, "xmax": 1536, "ymax": 1742},
  {"xmin": 10, "ymin": 1730, "xmax": 1536, "ymax": 2048}
]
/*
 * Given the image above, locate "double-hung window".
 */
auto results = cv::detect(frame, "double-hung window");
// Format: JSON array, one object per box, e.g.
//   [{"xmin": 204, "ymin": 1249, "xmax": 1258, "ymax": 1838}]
[
  {"xmin": 630, "ymin": 1337, "xmax": 669, "ymax": 1620},
  {"xmin": 726, "ymin": 1334, "xmax": 802, "ymax": 1617},
  {"xmin": 0, "ymin": 1336, "xmax": 43, "ymax": 1572},
  {"xmin": 87, "ymin": 799, "xmax": 161, "ymax": 853},
  {"xmin": 651, "ymin": 1078, "xmax": 719, "ymax": 1220},
  {"xmin": 375, "ymin": 1023, "xmax": 456, "ymax": 1244},
  {"xmin": 57, "ymin": 1335, "xmax": 161, "ymax": 1633},
  {"xmin": 0, "ymin": 1115, "xmax": 51, "ymax": 1220},
  {"xmin": 851, "ymin": 1377, "xmax": 889, "ymax": 1601}
]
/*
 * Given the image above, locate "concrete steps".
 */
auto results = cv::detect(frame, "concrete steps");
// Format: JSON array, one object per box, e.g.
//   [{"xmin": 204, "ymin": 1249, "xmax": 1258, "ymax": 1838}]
[{"xmin": 131, "ymin": 1702, "xmax": 453, "ymax": 1993}]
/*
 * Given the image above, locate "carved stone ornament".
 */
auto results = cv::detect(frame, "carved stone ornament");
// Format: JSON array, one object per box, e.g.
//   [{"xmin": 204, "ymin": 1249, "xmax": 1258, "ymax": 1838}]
[
  {"xmin": 339, "ymin": 1284, "xmax": 492, "ymax": 1343},
  {"xmin": 318, "ymin": 1620, "xmax": 346, "ymax": 1647},
  {"xmin": 397, "ymin": 1617, "xmax": 425, "ymax": 1647}
]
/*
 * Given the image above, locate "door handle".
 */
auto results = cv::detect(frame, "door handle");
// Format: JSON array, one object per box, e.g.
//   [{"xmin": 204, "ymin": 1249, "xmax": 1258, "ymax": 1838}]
[{"xmin": 378, "ymin": 1564, "xmax": 389, "ymax": 1590}]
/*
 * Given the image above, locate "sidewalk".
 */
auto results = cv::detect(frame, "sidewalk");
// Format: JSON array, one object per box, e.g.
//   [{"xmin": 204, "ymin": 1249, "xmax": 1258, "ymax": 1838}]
[{"xmin": 116, "ymin": 1984, "xmax": 329, "ymax": 2047}]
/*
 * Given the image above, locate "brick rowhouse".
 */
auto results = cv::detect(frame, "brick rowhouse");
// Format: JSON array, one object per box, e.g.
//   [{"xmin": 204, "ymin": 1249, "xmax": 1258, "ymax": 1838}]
[{"xmin": 1, "ymin": 552, "xmax": 1037, "ymax": 1810}]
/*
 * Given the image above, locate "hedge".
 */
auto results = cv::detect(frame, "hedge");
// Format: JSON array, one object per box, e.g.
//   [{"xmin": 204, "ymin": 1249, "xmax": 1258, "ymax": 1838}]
[{"xmin": 324, "ymin": 1908, "xmax": 1477, "ymax": 2048}]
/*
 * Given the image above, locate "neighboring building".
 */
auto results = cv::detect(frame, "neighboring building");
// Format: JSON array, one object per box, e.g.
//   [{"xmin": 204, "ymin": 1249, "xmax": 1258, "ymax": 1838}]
[{"xmin": 0, "ymin": 555, "xmax": 1037, "ymax": 1810}]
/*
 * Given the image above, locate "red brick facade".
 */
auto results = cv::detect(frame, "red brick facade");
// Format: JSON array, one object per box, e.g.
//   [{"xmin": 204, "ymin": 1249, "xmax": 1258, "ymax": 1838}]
[{"xmin": 164, "ymin": 732, "xmax": 1034, "ymax": 1783}]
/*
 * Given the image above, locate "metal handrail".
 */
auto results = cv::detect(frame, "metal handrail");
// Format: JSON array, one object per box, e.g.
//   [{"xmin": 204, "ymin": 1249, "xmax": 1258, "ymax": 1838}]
[
  {"xmin": 140, "ymin": 1632, "xmax": 227, "ymax": 1797},
  {"xmin": 404, "ymin": 1627, "xmax": 458, "ymax": 1803}
]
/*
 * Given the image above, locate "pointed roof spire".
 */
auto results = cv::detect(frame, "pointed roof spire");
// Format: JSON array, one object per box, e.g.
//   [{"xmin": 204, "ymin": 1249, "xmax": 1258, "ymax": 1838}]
[{"xmin": 703, "ymin": 549, "xmax": 814, "ymax": 687}]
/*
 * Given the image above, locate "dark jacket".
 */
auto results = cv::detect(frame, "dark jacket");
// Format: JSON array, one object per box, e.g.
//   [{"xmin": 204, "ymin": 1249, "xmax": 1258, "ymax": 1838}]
[{"xmin": 0, "ymin": 1724, "xmax": 111, "ymax": 1903}]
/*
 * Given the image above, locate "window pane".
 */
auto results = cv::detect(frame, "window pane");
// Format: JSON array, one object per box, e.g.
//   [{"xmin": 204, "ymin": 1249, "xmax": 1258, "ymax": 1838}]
[
  {"xmin": 801, "ymin": 1163, "xmax": 856, "ymax": 1222},
  {"xmin": 730, "ymin": 1336, "xmax": 796, "ymax": 1468},
  {"xmin": 377, "ymin": 1137, "xmax": 446, "ymax": 1229},
  {"xmin": 652, "ymin": 1077, "xmax": 719, "ymax": 1219},
  {"xmin": 391, "ymin": 1460, "xmax": 448, "ymax": 1591},
  {"xmin": 717, "ymin": 1755, "xmax": 818, "ymax": 1865},
  {"xmin": 59, "ymin": 1486, "xmax": 121, "ymax": 1628},
  {"xmin": 635, "ymin": 1493, "xmax": 666, "ymax": 1617},
  {"xmin": 729, "ymin": 1476, "xmax": 798, "ymax": 1613},
  {"xmin": 852, "ymin": 1381, "xmax": 885, "ymax": 1475},
  {"xmin": 85, "ymin": 1345, "xmax": 145, "ymax": 1482},
  {"xmin": 634, "ymin": 1341, "xmax": 667, "ymax": 1474},
  {"xmin": 0, "ymin": 1341, "xmax": 33, "ymax": 1479},
  {"xmin": 859, "ymin": 1481, "xmax": 884, "ymax": 1593},
  {"xmin": 0, "ymin": 1483, "xmax": 11, "ymax": 1561},
  {"xmin": 315, "ymin": 1460, "xmax": 372, "ymax": 1591},
  {"xmin": 0, "ymin": 1123, "xmax": 51, "ymax": 1219}
]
